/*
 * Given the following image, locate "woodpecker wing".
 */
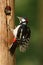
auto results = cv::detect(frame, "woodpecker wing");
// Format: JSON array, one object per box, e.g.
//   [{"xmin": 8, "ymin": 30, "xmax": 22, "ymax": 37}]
[{"xmin": 12, "ymin": 25, "xmax": 21, "ymax": 38}]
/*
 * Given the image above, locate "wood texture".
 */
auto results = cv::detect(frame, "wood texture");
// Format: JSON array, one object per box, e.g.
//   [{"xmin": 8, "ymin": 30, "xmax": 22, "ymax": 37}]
[{"xmin": 0, "ymin": 0, "xmax": 16, "ymax": 65}]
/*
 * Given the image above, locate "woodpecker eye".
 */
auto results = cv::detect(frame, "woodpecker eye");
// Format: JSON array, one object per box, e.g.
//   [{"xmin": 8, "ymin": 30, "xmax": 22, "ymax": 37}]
[{"xmin": 4, "ymin": 6, "xmax": 11, "ymax": 15}]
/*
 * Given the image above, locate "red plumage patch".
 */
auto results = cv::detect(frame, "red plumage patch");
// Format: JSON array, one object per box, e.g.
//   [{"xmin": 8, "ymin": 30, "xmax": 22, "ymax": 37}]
[
  {"xmin": 5, "ymin": 6, "xmax": 11, "ymax": 10},
  {"xmin": 13, "ymin": 38, "xmax": 17, "ymax": 43}
]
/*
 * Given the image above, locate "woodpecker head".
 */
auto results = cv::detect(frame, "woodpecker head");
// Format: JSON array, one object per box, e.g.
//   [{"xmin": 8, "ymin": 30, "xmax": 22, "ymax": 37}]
[
  {"xmin": 4, "ymin": 6, "xmax": 11, "ymax": 15},
  {"xmin": 17, "ymin": 16, "xmax": 28, "ymax": 24}
]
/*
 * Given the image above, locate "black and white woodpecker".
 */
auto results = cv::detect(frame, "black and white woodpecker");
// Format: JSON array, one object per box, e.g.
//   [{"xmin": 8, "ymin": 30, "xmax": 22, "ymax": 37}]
[{"xmin": 8, "ymin": 16, "xmax": 31, "ymax": 55}]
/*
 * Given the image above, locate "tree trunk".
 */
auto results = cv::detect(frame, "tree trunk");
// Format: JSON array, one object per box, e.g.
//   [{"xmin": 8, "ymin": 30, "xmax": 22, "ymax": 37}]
[
  {"xmin": 38, "ymin": 0, "xmax": 43, "ymax": 38},
  {"xmin": 38, "ymin": 0, "xmax": 43, "ymax": 65},
  {"xmin": 0, "ymin": 0, "xmax": 16, "ymax": 65}
]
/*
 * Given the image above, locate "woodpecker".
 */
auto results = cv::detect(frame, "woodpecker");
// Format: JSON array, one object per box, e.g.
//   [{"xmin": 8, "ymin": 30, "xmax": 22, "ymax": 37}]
[
  {"xmin": 8, "ymin": 16, "xmax": 31, "ymax": 55},
  {"xmin": 4, "ymin": 6, "xmax": 11, "ymax": 15},
  {"xmin": 17, "ymin": 16, "xmax": 31, "ymax": 52}
]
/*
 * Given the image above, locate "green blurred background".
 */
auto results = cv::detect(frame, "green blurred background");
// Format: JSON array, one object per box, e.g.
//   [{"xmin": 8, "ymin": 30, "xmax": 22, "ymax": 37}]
[{"xmin": 15, "ymin": 0, "xmax": 43, "ymax": 65}]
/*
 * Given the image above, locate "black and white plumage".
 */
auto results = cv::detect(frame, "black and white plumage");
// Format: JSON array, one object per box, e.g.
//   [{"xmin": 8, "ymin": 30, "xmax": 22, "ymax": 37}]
[
  {"xmin": 17, "ymin": 16, "xmax": 31, "ymax": 52},
  {"xmin": 18, "ymin": 25, "xmax": 31, "ymax": 52},
  {"xmin": 8, "ymin": 16, "xmax": 31, "ymax": 54}
]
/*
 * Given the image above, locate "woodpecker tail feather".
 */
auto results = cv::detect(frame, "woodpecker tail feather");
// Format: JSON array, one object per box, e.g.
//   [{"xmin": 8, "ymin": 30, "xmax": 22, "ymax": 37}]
[{"xmin": 9, "ymin": 42, "xmax": 17, "ymax": 55}]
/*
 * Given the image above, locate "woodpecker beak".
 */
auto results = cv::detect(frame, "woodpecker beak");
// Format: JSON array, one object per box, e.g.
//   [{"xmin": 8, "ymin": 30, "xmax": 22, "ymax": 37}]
[{"xmin": 17, "ymin": 16, "xmax": 22, "ymax": 21}]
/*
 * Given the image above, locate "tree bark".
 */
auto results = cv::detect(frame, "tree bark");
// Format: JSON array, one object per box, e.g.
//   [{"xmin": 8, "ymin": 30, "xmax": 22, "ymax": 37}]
[{"xmin": 0, "ymin": 0, "xmax": 16, "ymax": 65}]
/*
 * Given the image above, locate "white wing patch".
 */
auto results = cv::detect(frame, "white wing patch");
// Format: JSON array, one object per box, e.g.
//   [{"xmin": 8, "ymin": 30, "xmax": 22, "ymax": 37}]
[{"xmin": 13, "ymin": 25, "xmax": 21, "ymax": 38}]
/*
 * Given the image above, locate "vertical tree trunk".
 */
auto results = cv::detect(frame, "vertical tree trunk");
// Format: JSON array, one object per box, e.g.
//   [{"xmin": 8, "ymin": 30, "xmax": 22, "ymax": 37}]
[
  {"xmin": 38, "ymin": 0, "xmax": 43, "ymax": 38},
  {"xmin": 38, "ymin": 0, "xmax": 43, "ymax": 65},
  {"xmin": 0, "ymin": 0, "xmax": 16, "ymax": 65}
]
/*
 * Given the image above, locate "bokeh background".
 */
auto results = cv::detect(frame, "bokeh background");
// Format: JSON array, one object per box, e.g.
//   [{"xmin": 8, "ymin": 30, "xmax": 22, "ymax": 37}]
[{"xmin": 15, "ymin": 0, "xmax": 43, "ymax": 65}]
